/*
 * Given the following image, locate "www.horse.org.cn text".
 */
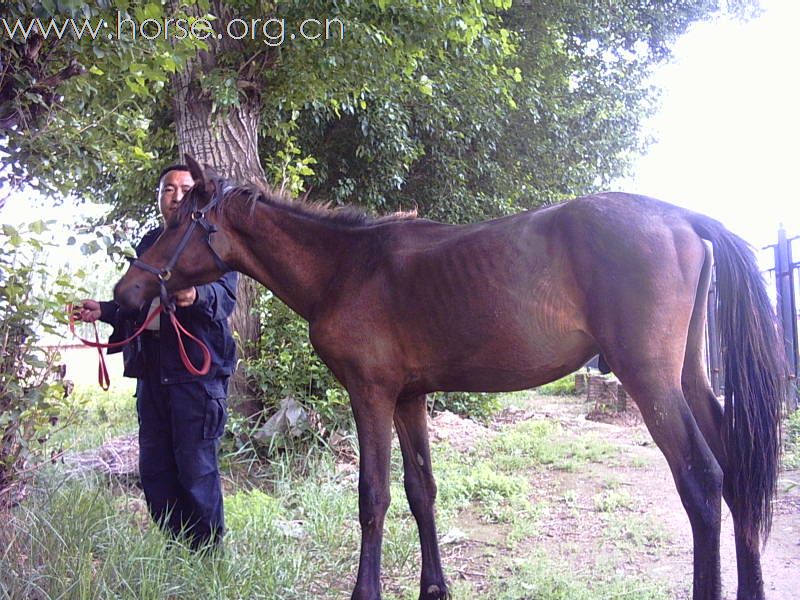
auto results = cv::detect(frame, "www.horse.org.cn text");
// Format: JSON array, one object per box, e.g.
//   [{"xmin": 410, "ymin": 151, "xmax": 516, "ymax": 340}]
[{"xmin": 0, "ymin": 13, "xmax": 345, "ymax": 47}]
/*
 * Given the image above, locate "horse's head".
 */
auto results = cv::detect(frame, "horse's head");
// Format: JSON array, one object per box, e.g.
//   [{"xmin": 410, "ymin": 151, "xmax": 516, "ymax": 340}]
[{"xmin": 113, "ymin": 155, "xmax": 233, "ymax": 311}]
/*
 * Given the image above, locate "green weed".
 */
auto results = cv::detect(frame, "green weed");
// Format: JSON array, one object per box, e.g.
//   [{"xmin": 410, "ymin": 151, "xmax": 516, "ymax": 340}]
[
  {"xmin": 488, "ymin": 419, "xmax": 618, "ymax": 472},
  {"xmin": 436, "ymin": 457, "xmax": 532, "ymax": 523},
  {"xmin": 593, "ymin": 488, "xmax": 634, "ymax": 512},
  {"xmin": 535, "ymin": 375, "xmax": 577, "ymax": 396},
  {"xmin": 486, "ymin": 552, "xmax": 673, "ymax": 600},
  {"xmin": 48, "ymin": 383, "xmax": 137, "ymax": 452},
  {"xmin": 783, "ymin": 408, "xmax": 800, "ymax": 469},
  {"xmin": 603, "ymin": 513, "xmax": 671, "ymax": 554}
]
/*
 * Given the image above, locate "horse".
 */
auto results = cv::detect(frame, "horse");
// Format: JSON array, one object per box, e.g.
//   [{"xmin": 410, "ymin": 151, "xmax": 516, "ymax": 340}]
[{"xmin": 113, "ymin": 155, "xmax": 786, "ymax": 600}]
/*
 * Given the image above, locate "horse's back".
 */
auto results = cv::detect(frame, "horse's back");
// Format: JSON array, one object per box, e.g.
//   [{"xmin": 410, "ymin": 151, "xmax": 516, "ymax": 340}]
[{"xmin": 552, "ymin": 192, "xmax": 708, "ymax": 285}]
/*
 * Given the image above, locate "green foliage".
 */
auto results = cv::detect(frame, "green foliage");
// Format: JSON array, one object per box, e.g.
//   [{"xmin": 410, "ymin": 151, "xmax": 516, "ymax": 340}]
[
  {"xmin": 429, "ymin": 391, "xmax": 500, "ymax": 422},
  {"xmin": 536, "ymin": 374, "xmax": 577, "ymax": 396},
  {"xmin": 0, "ymin": 221, "xmax": 85, "ymax": 497},
  {"xmin": 1, "ymin": 467, "xmax": 674, "ymax": 600},
  {"xmin": 603, "ymin": 513, "xmax": 670, "ymax": 554},
  {"xmin": 47, "ymin": 383, "xmax": 136, "ymax": 452},
  {"xmin": 3, "ymin": 1, "xmax": 758, "ymax": 227},
  {"xmin": 1, "ymin": 1, "xmax": 205, "ymax": 214},
  {"xmin": 431, "ymin": 415, "xmax": 617, "ymax": 523},
  {"xmin": 437, "ymin": 460, "xmax": 531, "ymax": 523},
  {"xmin": 224, "ymin": 488, "xmax": 280, "ymax": 532},
  {"xmin": 4, "ymin": 393, "xmax": 690, "ymax": 599},
  {"xmin": 787, "ymin": 408, "xmax": 800, "ymax": 442},
  {"xmin": 783, "ymin": 408, "xmax": 800, "ymax": 469},
  {"xmin": 263, "ymin": 122, "xmax": 319, "ymax": 197},
  {"xmin": 243, "ymin": 291, "xmax": 351, "ymax": 437},
  {"xmin": 593, "ymin": 488, "xmax": 635, "ymax": 513},
  {"xmin": 1, "ymin": 478, "xmax": 313, "ymax": 599},
  {"xmin": 291, "ymin": 0, "xmax": 761, "ymax": 221}
]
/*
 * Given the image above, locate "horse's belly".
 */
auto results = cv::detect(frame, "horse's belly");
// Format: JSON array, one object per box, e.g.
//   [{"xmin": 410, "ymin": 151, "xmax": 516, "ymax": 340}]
[{"xmin": 406, "ymin": 329, "xmax": 597, "ymax": 395}]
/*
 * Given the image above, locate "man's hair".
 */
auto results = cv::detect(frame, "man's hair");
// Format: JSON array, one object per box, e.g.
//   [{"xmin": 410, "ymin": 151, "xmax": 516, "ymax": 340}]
[{"xmin": 157, "ymin": 164, "xmax": 191, "ymax": 187}]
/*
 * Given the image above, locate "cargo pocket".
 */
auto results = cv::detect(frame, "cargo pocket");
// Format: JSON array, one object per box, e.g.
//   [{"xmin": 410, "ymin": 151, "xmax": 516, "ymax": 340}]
[{"xmin": 202, "ymin": 395, "xmax": 228, "ymax": 440}]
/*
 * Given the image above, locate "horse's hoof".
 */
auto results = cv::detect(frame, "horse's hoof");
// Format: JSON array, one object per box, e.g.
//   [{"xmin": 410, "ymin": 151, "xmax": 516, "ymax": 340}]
[{"xmin": 420, "ymin": 583, "xmax": 450, "ymax": 600}]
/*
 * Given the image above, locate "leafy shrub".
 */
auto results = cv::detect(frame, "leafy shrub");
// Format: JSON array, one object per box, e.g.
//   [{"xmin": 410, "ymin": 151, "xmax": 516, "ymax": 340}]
[
  {"xmin": 784, "ymin": 408, "xmax": 800, "ymax": 469},
  {"xmin": 787, "ymin": 407, "xmax": 800, "ymax": 439},
  {"xmin": 242, "ymin": 291, "xmax": 352, "ymax": 441},
  {"xmin": 47, "ymin": 384, "xmax": 136, "ymax": 452},
  {"xmin": 536, "ymin": 374, "xmax": 576, "ymax": 396},
  {"xmin": 429, "ymin": 391, "xmax": 500, "ymax": 422},
  {"xmin": 0, "ymin": 222, "xmax": 84, "ymax": 501}
]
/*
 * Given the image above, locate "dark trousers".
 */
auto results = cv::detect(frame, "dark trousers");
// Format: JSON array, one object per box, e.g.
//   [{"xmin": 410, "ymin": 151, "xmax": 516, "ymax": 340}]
[{"xmin": 136, "ymin": 337, "xmax": 228, "ymax": 549}]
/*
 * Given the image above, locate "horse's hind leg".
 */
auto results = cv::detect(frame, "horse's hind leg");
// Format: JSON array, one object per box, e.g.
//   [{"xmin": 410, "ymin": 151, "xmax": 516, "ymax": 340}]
[
  {"xmin": 592, "ymin": 274, "xmax": 724, "ymax": 600},
  {"xmin": 394, "ymin": 394, "xmax": 449, "ymax": 600},
  {"xmin": 683, "ymin": 352, "xmax": 765, "ymax": 600},
  {"xmin": 581, "ymin": 226, "xmax": 724, "ymax": 598},
  {"xmin": 617, "ymin": 365, "xmax": 724, "ymax": 600},
  {"xmin": 681, "ymin": 245, "xmax": 765, "ymax": 600}
]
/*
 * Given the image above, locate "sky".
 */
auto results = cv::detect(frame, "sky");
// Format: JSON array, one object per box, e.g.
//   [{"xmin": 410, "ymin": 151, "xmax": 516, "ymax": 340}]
[
  {"xmin": 619, "ymin": 0, "xmax": 799, "ymax": 251},
  {"xmin": 2, "ymin": 0, "xmax": 797, "ymax": 253}
]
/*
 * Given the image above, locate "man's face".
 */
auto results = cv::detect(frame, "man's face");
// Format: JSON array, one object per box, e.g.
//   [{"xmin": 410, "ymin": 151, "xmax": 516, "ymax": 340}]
[{"xmin": 158, "ymin": 169, "xmax": 195, "ymax": 222}]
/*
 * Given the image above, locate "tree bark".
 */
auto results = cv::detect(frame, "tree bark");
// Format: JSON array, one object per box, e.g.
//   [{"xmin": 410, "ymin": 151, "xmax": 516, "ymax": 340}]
[{"xmin": 169, "ymin": 4, "xmax": 268, "ymax": 417}]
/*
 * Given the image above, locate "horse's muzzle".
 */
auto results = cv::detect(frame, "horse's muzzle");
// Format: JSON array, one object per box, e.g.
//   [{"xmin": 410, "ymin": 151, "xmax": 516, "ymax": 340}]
[{"xmin": 113, "ymin": 275, "xmax": 152, "ymax": 311}]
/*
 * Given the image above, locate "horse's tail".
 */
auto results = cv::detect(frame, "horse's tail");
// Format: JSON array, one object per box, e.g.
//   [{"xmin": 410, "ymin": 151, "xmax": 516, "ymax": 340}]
[{"xmin": 690, "ymin": 214, "xmax": 787, "ymax": 545}]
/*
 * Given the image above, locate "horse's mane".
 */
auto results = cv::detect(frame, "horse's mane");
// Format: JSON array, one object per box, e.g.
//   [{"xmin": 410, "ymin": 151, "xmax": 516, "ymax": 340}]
[{"xmin": 211, "ymin": 182, "xmax": 418, "ymax": 228}]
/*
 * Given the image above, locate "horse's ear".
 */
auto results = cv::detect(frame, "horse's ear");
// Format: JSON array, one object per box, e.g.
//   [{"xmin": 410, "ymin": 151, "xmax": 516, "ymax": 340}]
[
  {"xmin": 202, "ymin": 162, "xmax": 222, "ymax": 181},
  {"xmin": 184, "ymin": 154, "xmax": 205, "ymax": 184},
  {"xmin": 184, "ymin": 154, "xmax": 218, "ymax": 200}
]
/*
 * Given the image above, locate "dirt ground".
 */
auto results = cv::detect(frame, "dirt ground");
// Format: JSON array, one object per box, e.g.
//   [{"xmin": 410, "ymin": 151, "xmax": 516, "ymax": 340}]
[{"xmin": 430, "ymin": 396, "xmax": 800, "ymax": 599}]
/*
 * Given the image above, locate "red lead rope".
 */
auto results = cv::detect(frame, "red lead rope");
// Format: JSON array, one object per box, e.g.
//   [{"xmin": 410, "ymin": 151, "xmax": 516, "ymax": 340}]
[
  {"xmin": 165, "ymin": 310, "xmax": 212, "ymax": 377},
  {"xmin": 68, "ymin": 304, "xmax": 212, "ymax": 389}
]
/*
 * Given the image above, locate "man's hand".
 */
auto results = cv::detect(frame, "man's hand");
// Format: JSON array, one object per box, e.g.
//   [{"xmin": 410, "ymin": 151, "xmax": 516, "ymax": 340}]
[
  {"xmin": 75, "ymin": 299, "xmax": 102, "ymax": 323},
  {"xmin": 173, "ymin": 287, "xmax": 197, "ymax": 307}
]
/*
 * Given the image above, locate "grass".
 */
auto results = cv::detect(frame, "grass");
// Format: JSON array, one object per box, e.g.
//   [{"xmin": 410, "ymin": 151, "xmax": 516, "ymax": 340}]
[
  {"xmin": 488, "ymin": 419, "xmax": 618, "ymax": 472},
  {"xmin": 485, "ymin": 552, "xmax": 673, "ymax": 600},
  {"xmin": 2, "ymin": 456, "xmax": 359, "ymax": 600},
  {"xmin": 2, "ymin": 389, "xmax": 681, "ymax": 600},
  {"xmin": 47, "ymin": 383, "xmax": 137, "ymax": 453},
  {"xmin": 603, "ymin": 513, "xmax": 671, "ymax": 555},
  {"xmin": 593, "ymin": 488, "xmax": 634, "ymax": 512}
]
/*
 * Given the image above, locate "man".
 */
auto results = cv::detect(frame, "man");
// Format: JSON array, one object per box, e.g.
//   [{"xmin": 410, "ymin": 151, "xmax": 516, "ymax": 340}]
[{"xmin": 77, "ymin": 165, "xmax": 238, "ymax": 550}]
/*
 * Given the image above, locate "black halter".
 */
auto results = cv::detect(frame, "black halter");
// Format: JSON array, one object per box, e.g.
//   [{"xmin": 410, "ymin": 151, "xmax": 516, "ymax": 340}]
[{"xmin": 133, "ymin": 177, "xmax": 232, "ymax": 311}]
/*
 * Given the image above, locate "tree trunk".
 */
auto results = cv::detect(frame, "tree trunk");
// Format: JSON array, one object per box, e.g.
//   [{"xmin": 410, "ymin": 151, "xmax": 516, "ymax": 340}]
[{"xmin": 170, "ymin": 6, "xmax": 267, "ymax": 417}]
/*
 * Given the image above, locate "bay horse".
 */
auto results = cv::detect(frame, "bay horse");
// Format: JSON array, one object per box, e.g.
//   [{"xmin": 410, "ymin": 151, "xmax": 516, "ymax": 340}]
[{"xmin": 113, "ymin": 156, "xmax": 786, "ymax": 600}]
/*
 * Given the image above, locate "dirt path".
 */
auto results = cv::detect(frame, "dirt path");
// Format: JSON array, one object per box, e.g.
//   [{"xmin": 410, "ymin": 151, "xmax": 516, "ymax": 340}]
[
  {"xmin": 438, "ymin": 395, "xmax": 800, "ymax": 599},
  {"xmin": 537, "ymin": 396, "xmax": 800, "ymax": 599}
]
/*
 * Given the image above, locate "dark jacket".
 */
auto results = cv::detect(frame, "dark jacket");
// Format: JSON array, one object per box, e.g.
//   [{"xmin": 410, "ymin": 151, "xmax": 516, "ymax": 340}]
[{"xmin": 99, "ymin": 227, "xmax": 238, "ymax": 384}]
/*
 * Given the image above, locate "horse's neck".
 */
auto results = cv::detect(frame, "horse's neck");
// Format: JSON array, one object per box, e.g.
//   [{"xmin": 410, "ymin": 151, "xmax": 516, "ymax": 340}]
[{"xmin": 228, "ymin": 201, "xmax": 355, "ymax": 320}]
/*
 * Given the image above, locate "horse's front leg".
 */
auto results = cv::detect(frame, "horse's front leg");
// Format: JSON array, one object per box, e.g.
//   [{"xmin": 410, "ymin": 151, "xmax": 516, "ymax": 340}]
[
  {"xmin": 394, "ymin": 394, "xmax": 449, "ymax": 600},
  {"xmin": 349, "ymin": 383, "xmax": 396, "ymax": 600}
]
